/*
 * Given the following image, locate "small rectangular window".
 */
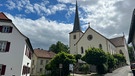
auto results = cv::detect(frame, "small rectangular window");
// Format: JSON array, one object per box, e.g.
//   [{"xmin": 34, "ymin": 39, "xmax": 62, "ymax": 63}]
[
  {"xmin": 73, "ymin": 35, "xmax": 76, "ymax": 39},
  {"xmin": 40, "ymin": 68, "xmax": 42, "ymax": 72},
  {"xmin": 0, "ymin": 64, "xmax": 6, "ymax": 75},
  {"xmin": 40, "ymin": 60, "xmax": 43, "ymax": 65}
]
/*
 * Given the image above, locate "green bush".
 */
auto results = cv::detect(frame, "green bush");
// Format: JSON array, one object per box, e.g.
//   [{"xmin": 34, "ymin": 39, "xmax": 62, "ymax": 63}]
[
  {"xmin": 79, "ymin": 64, "xmax": 90, "ymax": 74},
  {"xmin": 113, "ymin": 54, "xmax": 126, "ymax": 65},
  {"xmin": 96, "ymin": 64, "xmax": 108, "ymax": 74},
  {"xmin": 45, "ymin": 52, "xmax": 76, "ymax": 76},
  {"xmin": 107, "ymin": 53, "xmax": 117, "ymax": 69}
]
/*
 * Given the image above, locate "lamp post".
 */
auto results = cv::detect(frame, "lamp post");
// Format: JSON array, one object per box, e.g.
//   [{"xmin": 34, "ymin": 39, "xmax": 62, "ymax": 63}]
[{"xmin": 59, "ymin": 64, "xmax": 62, "ymax": 76}]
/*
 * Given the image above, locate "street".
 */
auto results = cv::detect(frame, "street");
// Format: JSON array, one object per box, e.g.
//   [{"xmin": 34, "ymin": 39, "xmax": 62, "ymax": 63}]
[
  {"xmin": 105, "ymin": 66, "xmax": 133, "ymax": 76},
  {"xmin": 71, "ymin": 65, "xmax": 134, "ymax": 76}
]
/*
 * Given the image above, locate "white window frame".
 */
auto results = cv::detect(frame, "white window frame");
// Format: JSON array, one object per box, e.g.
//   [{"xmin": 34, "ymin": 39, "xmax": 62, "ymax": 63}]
[
  {"xmin": 2, "ymin": 26, "xmax": 11, "ymax": 33},
  {"xmin": 0, "ymin": 41, "xmax": 7, "ymax": 52}
]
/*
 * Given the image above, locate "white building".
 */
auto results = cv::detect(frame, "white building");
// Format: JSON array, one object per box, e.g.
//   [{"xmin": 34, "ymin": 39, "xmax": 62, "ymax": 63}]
[
  {"xmin": 0, "ymin": 12, "xmax": 33, "ymax": 76},
  {"xmin": 69, "ymin": 1, "xmax": 130, "ymax": 65},
  {"xmin": 30, "ymin": 49, "xmax": 55, "ymax": 76}
]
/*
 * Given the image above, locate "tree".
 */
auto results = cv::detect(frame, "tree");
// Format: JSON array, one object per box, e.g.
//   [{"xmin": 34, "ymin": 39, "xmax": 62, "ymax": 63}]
[
  {"xmin": 107, "ymin": 53, "xmax": 117, "ymax": 72},
  {"xmin": 113, "ymin": 54, "xmax": 126, "ymax": 65},
  {"xmin": 82, "ymin": 47, "xmax": 108, "ymax": 65},
  {"xmin": 82, "ymin": 47, "xmax": 108, "ymax": 74},
  {"xmin": 74, "ymin": 54, "xmax": 82, "ymax": 62},
  {"xmin": 49, "ymin": 41, "xmax": 69, "ymax": 53},
  {"xmin": 45, "ymin": 52, "xmax": 76, "ymax": 76},
  {"xmin": 128, "ymin": 46, "xmax": 135, "ymax": 62}
]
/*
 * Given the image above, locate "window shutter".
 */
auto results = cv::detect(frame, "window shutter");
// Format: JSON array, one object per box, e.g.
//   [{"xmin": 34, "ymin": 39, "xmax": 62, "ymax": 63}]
[
  {"xmin": 29, "ymin": 51, "xmax": 31, "ymax": 59},
  {"xmin": 1, "ymin": 65, "xmax": 6, "ymax": 75},
  {"xmin": 0, "ymin": 26, "xmax": 3, "ymax": 32},
  {"xmin": 9, "ymin": 27, "xmax": 13, "ymax": 33},
  {"xmin": 5, "ymin": 42, "xmax": 10, "ymax": 52}
]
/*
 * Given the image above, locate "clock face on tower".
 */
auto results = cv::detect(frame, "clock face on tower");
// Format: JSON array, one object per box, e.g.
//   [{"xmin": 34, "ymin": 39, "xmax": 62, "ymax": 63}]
[{"xmin": 87, "ymin": 35, "xmax": 93, "ymax": 41}]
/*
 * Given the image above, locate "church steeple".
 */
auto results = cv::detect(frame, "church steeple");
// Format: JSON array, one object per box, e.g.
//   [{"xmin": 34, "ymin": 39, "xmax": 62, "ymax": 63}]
[{"xmin": 72, "ymin": 0, "xmax": 82, "ymax": 33}]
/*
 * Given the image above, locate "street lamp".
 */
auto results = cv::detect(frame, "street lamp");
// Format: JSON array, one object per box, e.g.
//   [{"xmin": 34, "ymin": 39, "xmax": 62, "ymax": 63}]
[{"xmin": 59, "ymin": 64, "xmax": 62, "ymax": 76}]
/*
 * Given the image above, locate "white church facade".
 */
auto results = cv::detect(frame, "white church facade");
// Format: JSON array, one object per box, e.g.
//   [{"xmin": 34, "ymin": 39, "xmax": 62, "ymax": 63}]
[{"xmin": 69, "ymin": 1, "xmax": 130, "ymax": 65}]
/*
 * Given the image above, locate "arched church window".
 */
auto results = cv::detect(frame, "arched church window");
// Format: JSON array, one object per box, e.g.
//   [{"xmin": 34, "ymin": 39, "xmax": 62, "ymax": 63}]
[
  {"xmin": 119, "ymin": 50, "xmax": 124, "ymax": 55},
  {"xmin": 81, "ymin": 47, "xmax": 84, "ymax": 54},
  {"xmin": 73, "ymin": 35, "xmax": 76, "ymax": 39},
  {"xmin": 99, "ymin": 44, "xmax": 102, "ymax": 49}
]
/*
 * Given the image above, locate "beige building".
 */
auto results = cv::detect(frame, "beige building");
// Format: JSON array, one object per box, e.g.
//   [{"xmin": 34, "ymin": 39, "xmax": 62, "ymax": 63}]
[
  {"xmin": 69, "ymin": 1, "xmax": 130, "ymax": 64},
  {"xmin": 30, "ymin": 49, "xmax": 55, "ymax": 76}
]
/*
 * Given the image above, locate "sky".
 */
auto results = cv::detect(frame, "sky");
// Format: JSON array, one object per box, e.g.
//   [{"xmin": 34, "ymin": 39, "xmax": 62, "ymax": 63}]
[{"xmin": 0, "ymin": 0, "xmax": 135, "ymax": 50}]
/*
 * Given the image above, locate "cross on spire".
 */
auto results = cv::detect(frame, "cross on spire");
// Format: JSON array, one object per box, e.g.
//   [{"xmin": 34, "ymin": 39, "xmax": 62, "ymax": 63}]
[{"xmin": 88, "ymin": 22, "xmax": 90, "ymax": 27}]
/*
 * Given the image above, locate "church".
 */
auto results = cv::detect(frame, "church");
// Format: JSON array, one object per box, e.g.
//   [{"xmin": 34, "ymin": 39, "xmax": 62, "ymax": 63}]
[{"xmin": 69, "ymin": 1, "xmax": 130, "ymax": 65}]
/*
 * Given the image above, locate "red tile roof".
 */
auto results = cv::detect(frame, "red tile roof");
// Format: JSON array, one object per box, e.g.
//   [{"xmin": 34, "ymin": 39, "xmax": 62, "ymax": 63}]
[
  {"xmin": 34, "ymin": 49, "xmax": 56, "ymax": 59},
  {"xmin": 109, "ymin": 36, "xmax": 125, "ymax": 47},
  {"xmin": 0, "ymin": 12, "xmax": 11, "ymax": 21}
]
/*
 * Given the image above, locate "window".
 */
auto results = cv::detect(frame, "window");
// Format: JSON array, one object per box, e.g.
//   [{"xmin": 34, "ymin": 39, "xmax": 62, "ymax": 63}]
[
  {"xmin": 119, "ymin": 50, "xmax": 124, "ymax": 55},
  {"xmin": 46, "ymin": 60, "xmax": 49, "ymax": 64},
  {"xmin": 40, "ymin": 60, "xmax": 43, "ymax": 65},
  {"xmin": 0, "ymin": 26, "xmax": 13, "ymax": 33},
  {"xmin": 22, "ymin": 65, "xmax": 30, "ymax": 75},
  {"xmin": 99, "ymin": 44, "xmax": 102, "ymax": 49},
  {"xmin": 73, "ymin": 35, "xmax": 76, "ymax": 39},
  {"xmin": 25, "ymin": 46, "xmax": 32, "ymax": 59},
  {"xmin": 81, "ymin": 47, "xmax": 84, "ymax": 54},
  {"xmin": 87, "ymin": 35, "xmax": 93, "ymax": 41},
  {"xmin": 40, "ymin": 68, "xmax": 42, "ymax": 72},
  {"xmin": 0, "ymin": 41, "xmax": 10, "ymax": 52},
  {"xmin": 0, "ymin": 64, "xmax": 6, "ymax": 75}
]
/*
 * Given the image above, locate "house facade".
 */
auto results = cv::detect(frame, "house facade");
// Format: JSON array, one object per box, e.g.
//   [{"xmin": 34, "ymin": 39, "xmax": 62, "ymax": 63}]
[
  {"xmin": 69, "ymin": 1, "xmax": 130, "ymax": 64},
  {"xmin": 30, "ymin": 49, "xmax": 55, "ymax": 76},
  {"xmin": 128, "ymin": 9, "xmax": 135, "ymax": 50},
  {"xmin": 0, "ymin": 12, "xmax": 33, "ymax": 76}
]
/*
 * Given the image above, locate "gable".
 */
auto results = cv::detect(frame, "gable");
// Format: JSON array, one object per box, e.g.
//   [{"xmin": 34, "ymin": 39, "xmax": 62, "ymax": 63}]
[{"xmin": 76, "ymin": 27, "xmax": 109, "ymax": 52}]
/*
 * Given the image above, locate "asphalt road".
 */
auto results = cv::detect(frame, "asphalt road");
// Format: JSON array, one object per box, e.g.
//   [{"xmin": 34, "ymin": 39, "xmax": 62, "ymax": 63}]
[
  {"xmin": 71, "ymin": 65, "xmax": 133, "ymax": 76},
  {"xmin": 105, "ymin": 66, "xmax": 133, "ymax": 76}
]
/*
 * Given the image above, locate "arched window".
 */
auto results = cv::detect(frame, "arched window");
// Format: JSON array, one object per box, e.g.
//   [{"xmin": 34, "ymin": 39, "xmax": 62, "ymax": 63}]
[
  {"xmin": 99, "ymin": 44, "xmax": 102, "ymax": 49},
  {"xmin": 81, "ymin": 47, "xmax": 84, "ymax": 54},
  {"xmin": 119, "ymin": 50, "xmax": 124, "ymax": 55}
]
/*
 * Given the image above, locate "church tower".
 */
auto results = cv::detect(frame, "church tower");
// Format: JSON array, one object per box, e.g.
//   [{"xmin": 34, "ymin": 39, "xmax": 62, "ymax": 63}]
[{"xmin": 69, "ymin": 1, "xmax": 83, "ymax": 54}]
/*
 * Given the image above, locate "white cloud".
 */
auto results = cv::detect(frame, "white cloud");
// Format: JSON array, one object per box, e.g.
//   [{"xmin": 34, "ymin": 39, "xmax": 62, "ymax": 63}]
[
  {"xmin": 6, "ymin": 0, "xmax": 16, "ymax": 10},
  {"xmin": 5, "ymin": 0, "xmax": 67, "ymax": 16},
  {"xmin": 5, "ymin": 13, "xmax": 72, "ymax": 50}
]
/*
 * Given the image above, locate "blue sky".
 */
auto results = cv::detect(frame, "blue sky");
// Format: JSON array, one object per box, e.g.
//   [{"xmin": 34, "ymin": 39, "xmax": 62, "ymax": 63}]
[{"xmin": 0, "ymin": 0, "xmax": 135, "ymax": 50}]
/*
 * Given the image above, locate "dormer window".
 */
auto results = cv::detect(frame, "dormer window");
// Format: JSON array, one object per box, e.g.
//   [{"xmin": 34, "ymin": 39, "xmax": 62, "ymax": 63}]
[{"xmin": 0, "ymin": 26, "xmax": 13, "ymax": 33}]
